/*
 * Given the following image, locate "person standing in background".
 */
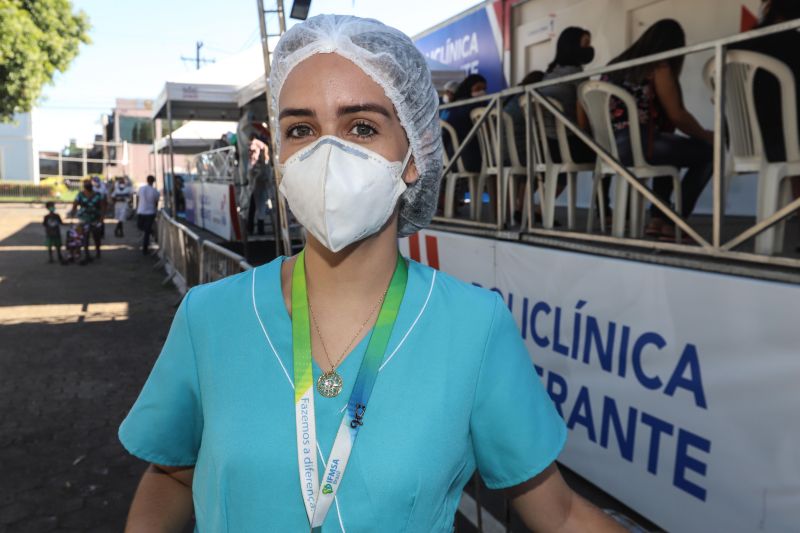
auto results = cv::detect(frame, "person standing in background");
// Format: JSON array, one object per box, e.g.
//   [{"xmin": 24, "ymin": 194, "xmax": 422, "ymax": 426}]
[
  {"xmin": 111, "ymin": 176, "xmax": 133, "ymax": 237},
  {"xmin": 136, "ymin": 175, "xmax": 160, "ymax": 255},
  {"xmin": 71, "ymin": 178, "xmax": 105, "ymax": 265},
  {"xmin": 246, "ymin": 137, "xmax": 273, "ymax": 236},
  {"xmin": 43, "ymin": 201, "xmax": 66, "ymax": 264}
]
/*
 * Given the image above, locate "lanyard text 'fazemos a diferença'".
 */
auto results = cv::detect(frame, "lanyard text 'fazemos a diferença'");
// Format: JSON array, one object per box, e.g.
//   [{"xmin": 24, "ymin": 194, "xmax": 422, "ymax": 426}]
[{"xmin": 291, "ymin": 249, "xmax": 407, "ymax": 529}]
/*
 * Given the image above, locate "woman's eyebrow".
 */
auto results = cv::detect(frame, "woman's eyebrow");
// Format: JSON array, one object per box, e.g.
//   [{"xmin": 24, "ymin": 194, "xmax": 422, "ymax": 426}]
[
  {"xmin": 337, "ymin": 103, "xmax": 392, "ymax": 118},
  {"xmin": 278, "ymin": 107, "xmax": 316, "ymax": 120}
]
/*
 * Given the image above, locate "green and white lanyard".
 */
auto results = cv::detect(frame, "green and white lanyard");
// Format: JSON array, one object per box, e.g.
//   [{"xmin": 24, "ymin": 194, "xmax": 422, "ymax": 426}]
[{"xmin": 292, "ymin": 249, "xmax": 408, "ymax": 529}]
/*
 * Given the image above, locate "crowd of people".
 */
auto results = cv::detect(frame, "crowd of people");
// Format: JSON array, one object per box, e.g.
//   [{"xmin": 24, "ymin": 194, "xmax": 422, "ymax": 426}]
[
  {"xmin": 43, "ymin": 174, "xmax": 161, "ymax": 265},
  {"xmin": 440, "ymin": 0, "xmax": 800, "ymax": 244}
]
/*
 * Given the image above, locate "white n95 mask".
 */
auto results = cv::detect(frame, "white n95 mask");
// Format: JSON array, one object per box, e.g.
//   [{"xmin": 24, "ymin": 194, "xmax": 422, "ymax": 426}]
[{"xmin": 277, "ymin": 136, "xmax": 411, "ymax": 252}]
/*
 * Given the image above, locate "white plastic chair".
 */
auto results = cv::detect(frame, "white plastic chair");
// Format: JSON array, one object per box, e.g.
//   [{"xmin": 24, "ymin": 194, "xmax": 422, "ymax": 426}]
[
  {"xmin": 440, "ymin": 120, "xmax": 480, "ymax": 219},
  {"xmin": 469, "ymin": 106, "xmax": 527, "ymax": 226},
  {"xmin": 705, "ymin": 50, "xmax": 799, "ymax": 255},
  {"xmin": 521, "ymin": 95, "xmax": 600, "ymax": 230},
  {"xmin": 579, "ymin": 80, "xmax": 682, "ymax": 240}
]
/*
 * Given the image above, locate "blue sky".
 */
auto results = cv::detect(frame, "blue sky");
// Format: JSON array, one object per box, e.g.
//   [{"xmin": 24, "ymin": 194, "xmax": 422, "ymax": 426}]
[{"xmin": 35, "ymin": 0, "xmax": 480, "ymax": 150}]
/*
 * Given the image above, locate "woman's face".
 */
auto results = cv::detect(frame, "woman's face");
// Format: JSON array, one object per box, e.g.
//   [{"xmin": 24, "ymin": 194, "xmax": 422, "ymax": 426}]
[
  {"xmin": 470, "ymin": 81, "xmax": 487, "ymax": 97},
  {"xmin": 278, "ymin": 53, "xmax": 417, "ymax": 184},
  {"xmin": 580, "ymin": 32, "xmax": 592, "ymax": 48}
]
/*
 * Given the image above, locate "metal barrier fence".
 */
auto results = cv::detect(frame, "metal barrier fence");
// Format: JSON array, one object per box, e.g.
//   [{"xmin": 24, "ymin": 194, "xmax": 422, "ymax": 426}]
[
  {"xmin": 437, "ymin": 19, "xmax": 800, "ymax": 270},
  {"xmin": 0, "ymin": 182, "xmax": 56, "ymax": 201},
  {"xmin": 156, "ymin": 209, "xmax": 252, "ymax": 292},
  {"xmin": 194, "ymin": 146, "xmax": 237, "ymax": 182}
]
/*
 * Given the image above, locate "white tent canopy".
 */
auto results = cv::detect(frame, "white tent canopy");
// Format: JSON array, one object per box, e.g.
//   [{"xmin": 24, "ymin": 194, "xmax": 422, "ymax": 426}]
[{"xmin": 154, "ymin": 121, "xmax": 237, "ymax": 153}]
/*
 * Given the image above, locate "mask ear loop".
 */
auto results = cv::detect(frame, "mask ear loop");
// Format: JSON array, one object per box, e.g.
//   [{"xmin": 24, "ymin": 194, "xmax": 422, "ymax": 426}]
[{"xmin": 398, "ymin": 146, "xmax": 413, "ymax": 180}]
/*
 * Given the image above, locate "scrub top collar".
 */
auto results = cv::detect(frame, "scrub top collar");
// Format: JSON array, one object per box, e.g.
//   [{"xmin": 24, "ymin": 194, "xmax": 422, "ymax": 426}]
[{"xmin": 251, "ymin": 255, "xmax": 437, "ymax": 393}]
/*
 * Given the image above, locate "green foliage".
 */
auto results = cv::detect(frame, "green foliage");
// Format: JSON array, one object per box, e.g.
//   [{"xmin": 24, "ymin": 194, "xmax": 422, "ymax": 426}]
[{"xmin": 0, "ymin": 0, "xmax": 91, "ymax": 121}]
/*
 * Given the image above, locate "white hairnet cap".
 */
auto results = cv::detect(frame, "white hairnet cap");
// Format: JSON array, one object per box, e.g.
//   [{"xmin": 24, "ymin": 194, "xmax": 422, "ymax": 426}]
[{"xmin": 269, "ymin": 14, "xmax": 443, "ymax": 237}]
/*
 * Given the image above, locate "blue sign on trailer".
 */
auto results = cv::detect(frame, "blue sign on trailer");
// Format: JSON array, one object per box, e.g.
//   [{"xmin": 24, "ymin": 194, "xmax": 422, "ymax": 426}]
[{"xmin": 414, "ymin": 7, "xmax": 507, "ymax": 93}]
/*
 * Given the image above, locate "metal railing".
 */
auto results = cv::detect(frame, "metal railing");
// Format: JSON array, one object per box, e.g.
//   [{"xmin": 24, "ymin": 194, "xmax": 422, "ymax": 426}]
[
  {"xmin": 437, "ymin": 19, "xmax": 800, "ymax": 270},
  {"xmin": 156, "ymin": 209, "xmax": 252, "ymax": 293},
  {"xmin": 0, "ymin": 182, "xmax": 56, "ymax": 201},
  {"xmin": 201, "ymin": 240, "xmax": 253, "ymax": 284},
  {"xmin": 193, "ymin": 146, "xmax": 237, "ymax": 182}
]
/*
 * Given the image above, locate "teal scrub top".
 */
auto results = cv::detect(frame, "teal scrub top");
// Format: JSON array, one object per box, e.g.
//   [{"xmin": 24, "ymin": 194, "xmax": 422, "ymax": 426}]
[{"xmin": 119, "ymin": 257, "xmax": 566, "ymax": 532}]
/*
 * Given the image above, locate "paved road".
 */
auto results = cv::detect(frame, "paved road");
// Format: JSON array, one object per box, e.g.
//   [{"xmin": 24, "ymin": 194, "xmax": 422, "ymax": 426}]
[{"xmin": 0, "ymin": 204, "xmax": 180, "ymax": 532}]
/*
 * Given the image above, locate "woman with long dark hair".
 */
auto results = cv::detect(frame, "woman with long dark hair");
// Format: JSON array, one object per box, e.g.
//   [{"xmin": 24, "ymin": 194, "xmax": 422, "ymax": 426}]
[
  {"xmin": 606, "ymin": 19, "xmax": 714, "ymax": 241},
  {"xmin": 732, "ymin": 0, "xmax": 800, "ymax": 242}
]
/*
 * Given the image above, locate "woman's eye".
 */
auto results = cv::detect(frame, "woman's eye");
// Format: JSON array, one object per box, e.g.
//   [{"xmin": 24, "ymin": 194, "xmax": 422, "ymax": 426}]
[
  {"xmin": 349, "ymin": 122, "xmax": 377, "ymax": 138},
  {"xmin": 286, "ymin": 124, "xmax": 313, "ymax": 139}
]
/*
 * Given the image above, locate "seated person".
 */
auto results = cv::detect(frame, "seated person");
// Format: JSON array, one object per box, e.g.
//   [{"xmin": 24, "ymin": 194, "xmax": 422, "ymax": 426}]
[
  {"xmin": 604, "ymin": 19, "xmax": 714, "ymax": 241},
  {"xmin": 731, "ymin": 0, "xmax": 800, "ymax": 241},
  {"xmin": 539, "ymin": 27, "xmax": 596, "ymax": 165},
  {"xmin": 443, "ymin": 74, "xmax": 488, "ymax": 174}
]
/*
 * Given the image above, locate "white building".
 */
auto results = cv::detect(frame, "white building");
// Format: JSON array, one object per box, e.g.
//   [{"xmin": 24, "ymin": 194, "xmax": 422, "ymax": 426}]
[{"xmin": 0, "ymin": 112, "xmax": 38, "ymax": 183}]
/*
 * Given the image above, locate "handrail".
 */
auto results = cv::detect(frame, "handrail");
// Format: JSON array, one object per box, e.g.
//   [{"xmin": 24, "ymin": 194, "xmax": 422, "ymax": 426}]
[
  {"xmin": 194, "ymin": 145, "xmax": 237, "ymax": 183},
  {"xmin": 437, "ymin": 20, "xmax": 800, "ymax": 268},
  {"xmin": 157, "ymin": 209, "xmax": 251, "ymax": 293},
  {"xmin": 439, "ymin": 17, "xmax": 800, "ymax": 106},
  {"xmin": 202, "ymin": 239, "xmax": 251, "ymax": 265}
]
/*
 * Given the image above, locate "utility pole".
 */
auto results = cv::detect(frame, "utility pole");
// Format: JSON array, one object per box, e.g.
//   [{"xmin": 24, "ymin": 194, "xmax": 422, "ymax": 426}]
[
  {"xmin": 256, "ymin": 0, "xmax": 292, "ymax": 258},
  {"xmin": 180, "ymin": 41, "xmax": 215, "ymax": 70}
]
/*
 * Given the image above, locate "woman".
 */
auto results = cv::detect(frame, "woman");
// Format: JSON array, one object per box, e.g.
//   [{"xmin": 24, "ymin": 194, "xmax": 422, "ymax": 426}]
[
  {"xmin": 733, "ymin": 0, "xmax": 800, "ymax": 250},
  {"xmin": 606, "ymin": 19, "xmax": 714, "ymax": 241},
  {"xmin": 538, "ymin": 27, "xmax": 611, "ymax": 222},
  {"xmin": 119, "ymin": 15, "xmax": 623, "ymax": 532},
  {"xmin": 540, "ymin": 26, "xmax": 595, "ymax": 162},
  {"xmin": 71, "ymin": 178, "xmax": 104, "ymax": 264},
  {"xmin": 443, "ymin": 73, "xmax": 488, "ymax": 173}
]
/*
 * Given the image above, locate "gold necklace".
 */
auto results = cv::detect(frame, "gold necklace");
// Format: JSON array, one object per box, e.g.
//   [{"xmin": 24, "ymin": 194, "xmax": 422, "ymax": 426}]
[{"xmin": 309, "ymin": 290, "xmax": 387, "ymax": 398}]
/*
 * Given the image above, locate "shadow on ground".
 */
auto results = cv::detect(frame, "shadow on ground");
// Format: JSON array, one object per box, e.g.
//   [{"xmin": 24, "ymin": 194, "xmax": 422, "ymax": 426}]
[{"xmin": 0, "ymin": 204, "xmax": 183, "ymax": 532}]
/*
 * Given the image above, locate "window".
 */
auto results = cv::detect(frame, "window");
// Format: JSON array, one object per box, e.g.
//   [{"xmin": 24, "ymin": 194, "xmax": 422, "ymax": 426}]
[{"xmin": 119, "ymin": 116, "xmax": 154, "ymax": 144}]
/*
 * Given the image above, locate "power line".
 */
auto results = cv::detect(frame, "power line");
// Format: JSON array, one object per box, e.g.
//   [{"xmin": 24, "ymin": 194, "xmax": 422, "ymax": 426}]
[{"xmin": 180, "ymin": 41, "xmax": 215, "ymax": 70}]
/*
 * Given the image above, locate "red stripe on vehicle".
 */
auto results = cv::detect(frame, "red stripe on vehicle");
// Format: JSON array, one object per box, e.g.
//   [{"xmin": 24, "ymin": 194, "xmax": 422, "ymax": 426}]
[
  {"xmin": 425, "ymin": 235, "xmax": 440, "ymax": 270},
  {"xmin": 408, "ymin": 233, "xmax": 421, "ymax": 262}
]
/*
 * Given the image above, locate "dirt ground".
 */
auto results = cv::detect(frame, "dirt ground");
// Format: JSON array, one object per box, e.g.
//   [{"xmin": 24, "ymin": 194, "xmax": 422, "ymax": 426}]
[{"xmin": 0, "ymin": 203, "xmax": 181, "ymax": 532}]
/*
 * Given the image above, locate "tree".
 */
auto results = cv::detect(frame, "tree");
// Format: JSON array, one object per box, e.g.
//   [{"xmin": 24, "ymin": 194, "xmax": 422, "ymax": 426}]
[{"xmin": 0, "ymin": 0, "xmax": 90, "ymax": 122}]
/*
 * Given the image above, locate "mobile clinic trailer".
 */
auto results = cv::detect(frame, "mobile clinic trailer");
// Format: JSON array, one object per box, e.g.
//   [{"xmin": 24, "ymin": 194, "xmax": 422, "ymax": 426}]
[{"xmin": 407, "ymin": 1, "xmax": 800, "ymax": 532}]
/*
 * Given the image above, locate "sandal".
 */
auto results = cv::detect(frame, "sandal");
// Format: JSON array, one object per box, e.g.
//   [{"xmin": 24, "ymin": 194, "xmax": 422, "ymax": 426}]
[{"xmin": 645, "ymin": 217, "xmax": 665, "ymax": 237}]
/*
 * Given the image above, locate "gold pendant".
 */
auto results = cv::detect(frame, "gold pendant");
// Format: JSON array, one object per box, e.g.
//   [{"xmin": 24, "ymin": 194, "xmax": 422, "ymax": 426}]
[{"xmin": 317, "ymin": 370, "xmax": 343, "ymax": 398}]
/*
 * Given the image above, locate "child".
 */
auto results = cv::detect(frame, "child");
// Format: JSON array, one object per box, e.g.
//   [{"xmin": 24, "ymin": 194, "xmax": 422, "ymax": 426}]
[
  {"xmin": 65, "ymin": 223, "xmax": 86, "ymax": 264},
  {"xmin": 43, "ymin": 202, "xmax": 66, "ymax": 264}
]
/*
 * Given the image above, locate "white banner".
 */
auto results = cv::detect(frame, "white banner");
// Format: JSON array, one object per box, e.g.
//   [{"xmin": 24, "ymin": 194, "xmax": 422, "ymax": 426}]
[
  {"xmin": 190, "ymin": 182, "xmax": 237, "ymax": 241},
  {"xmin": 400, "ymin": 230, "xmax": 800, "ymax": 533}
]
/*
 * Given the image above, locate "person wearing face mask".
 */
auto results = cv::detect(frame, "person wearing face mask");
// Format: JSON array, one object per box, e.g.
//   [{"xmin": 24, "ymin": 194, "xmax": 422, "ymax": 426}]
[
  {"xmin": 540, "ymin": 28, "xmax": 598, "ymax": 164},
  {"xmin": 71, "ymin": 178, "xmax": 105, "ymax": 265},
  {"xmin": 118, "ymin": 14, "xmax": 625, "ymax": 533},
  {"xmin": 537, "ymin": 27, "xmax": 610, "ymax": 223},
  {"xmin": 441, "ymin": 80, "xmax": 458, "ymax": 105},
  {"xmin": 443, "ymin": 73, "xmax": 489, "ymax": 174}
]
